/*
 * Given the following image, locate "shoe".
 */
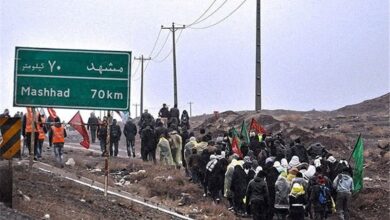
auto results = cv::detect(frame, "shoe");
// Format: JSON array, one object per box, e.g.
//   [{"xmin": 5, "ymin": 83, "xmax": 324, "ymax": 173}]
[{"xmin": 132, "ymin": 153, "xmax": 135, "ymax": 158}]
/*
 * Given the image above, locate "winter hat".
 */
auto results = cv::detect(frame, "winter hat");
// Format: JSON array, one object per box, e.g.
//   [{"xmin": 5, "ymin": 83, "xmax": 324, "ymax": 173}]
[
  {"xmin": 289, "ymin": 167, "xmax": 299, "ymax": 175},
  {"xmin": 265, "ymin": 157, "xmax": 275, "ymax": 165},
  {"xmin": 289, "ymin": 156, "xmax": 300, "ymax": 168},
  {"xmin": 281, "ymin": 158, "xmax": 288, "ymax": 169},
  {"xmin": 189, "ymin": 137, "xmax": 196, "ymax": 142},
  {"xmin": 327, "ymin": 156, "xmax": 337, "ymax": 163},
  {"xmin": 244, "ymin": 156, "xmax": 252, "ymax": 164},
  {"xmin": 255, "ymin": 166, "xmax": 263, "ymax": 174},
  {"xmin": 273, "ymin": 161, "xmax": 281, "ymax": 168},
  {"xmin": 291, "ymin": 183, "xmax": 305, "ymax": 195}
]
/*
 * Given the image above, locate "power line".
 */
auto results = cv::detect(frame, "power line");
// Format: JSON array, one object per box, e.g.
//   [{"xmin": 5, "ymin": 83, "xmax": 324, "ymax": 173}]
[
  {"xmin": 151, "ymin": 31, "xmax": 171, "ymax": 60},
  {"xmin": 189, "ymin": 0, "xmax": 228, "ymax": 27},
  {"xmin": 189, "ymin": 0, "xmax": 247, "ymax": 30},
  {"xmin": 131, "ymin": 60, "xmax": 141, "ymax": 78},
  {"xmin": 185, "ymin": 0, "xmax": 217, "ymax": 27},
  {"xmin": 148, "ymin": 29, "xmax": 162, "ymax": 57},
  {"xmin": 152, "ymin": 29, "xmax": 183, "ymax": 63}
]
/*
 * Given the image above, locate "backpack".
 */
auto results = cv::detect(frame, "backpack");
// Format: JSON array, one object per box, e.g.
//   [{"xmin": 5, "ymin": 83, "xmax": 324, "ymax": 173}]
[
  {"xmin": 111, "ymin": 126, "xmax": 119, "ymax": 138},
  {"xmin": 318, "ymin": 185, "xmax": 328, "ymax": 205}
]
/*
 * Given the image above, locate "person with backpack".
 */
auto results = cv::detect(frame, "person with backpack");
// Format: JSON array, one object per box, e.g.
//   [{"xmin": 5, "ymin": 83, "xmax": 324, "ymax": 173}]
[
  {"xmin": 333, "ymin": 168, "xmax": 354, "ymax": 220},
  {"xmin": 310, "ymin": 175, "xmax": 332, "ymax": 219},
  {"xmin": 109, "ymin": 119, "xmax": 122, "ymax": 157},
  {"xmin": 289, "ymin": 182, "xmax": 307, "ymax": 220}
]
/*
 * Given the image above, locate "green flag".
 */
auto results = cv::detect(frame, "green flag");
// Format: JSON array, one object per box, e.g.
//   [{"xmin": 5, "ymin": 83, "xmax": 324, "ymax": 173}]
[
  {"xmin": 240, "ymin": 121, "xmax": 250, "ymax": 144},
  {"xmin": 351, "ymin": 135, "xmax": 364, "ymax": 192}
]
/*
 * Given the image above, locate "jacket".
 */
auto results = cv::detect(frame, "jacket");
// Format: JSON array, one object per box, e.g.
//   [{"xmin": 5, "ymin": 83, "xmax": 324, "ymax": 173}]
[
  {"xmin": 158, "ymin": 137, "xmax": 174, "ymax": 165},
  {"xmin": 98, "ymin": 126, "xmax": 107, "ymax": 141},
  {"xmin": 333, "ymin": 173, "xmax": 353, "ymax": 193},
  {"xmin": 110, "ymin": 124, "xmax": 121, "ymax": 141},
  {"xmin": 275, "ymin": 175, "xmax": 290, "ymax": 206},
  {"xmin": 224, "ymin": 159, "xmax": 244, "ymax": 197},
  {"xmin": 291, "ymin": 144, "xmax": 309, "ymax": 163},
  {"xmin": 87, "ymin": 116, "xmax": 99, "ymax": 131},
  {"xmin": 231, "ymin": 165, "xmax": 250, "ymax": 197},
  {"xmin": 123, "ymin": 121, "xmax": 137, "ymax": 140},
  {"xmin": 246, "ymin": 177, "xmax": 269, "ymax": 204}
]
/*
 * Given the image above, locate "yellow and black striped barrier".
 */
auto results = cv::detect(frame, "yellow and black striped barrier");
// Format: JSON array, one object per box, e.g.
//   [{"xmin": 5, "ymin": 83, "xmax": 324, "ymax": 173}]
[{"xmin": 0, "ymin": 117, "xmax": 21, "ymax": 160}]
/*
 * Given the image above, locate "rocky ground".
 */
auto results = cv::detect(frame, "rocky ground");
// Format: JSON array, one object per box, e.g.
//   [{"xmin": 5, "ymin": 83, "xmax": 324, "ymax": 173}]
[{"xmin": 1, "ymin": 93, "xmax": 389, "ymax": 219}]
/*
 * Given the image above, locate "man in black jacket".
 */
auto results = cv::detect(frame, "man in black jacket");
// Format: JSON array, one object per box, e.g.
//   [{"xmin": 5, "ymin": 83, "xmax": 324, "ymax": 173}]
[
  {"xmin": 158, "ymin": 103, "xmax": 170, "ymax": 118},
  {"xmin": 109, "ymin": 119, "xmax": 121, "ymax": 157},
  {"xmin": 246, "ymin": 170, "xmax": 269, "ymax": 220},
  {"xmin": 169, "ymin": 104, "xmax": 180, "ymax": 126},
  {"xmin": 123, "ymin": 118, "xmax": 137, "ymax": 158},
  {"xmin": 290, "ymin": 138, "xmax": 309, "ymax": 163}
]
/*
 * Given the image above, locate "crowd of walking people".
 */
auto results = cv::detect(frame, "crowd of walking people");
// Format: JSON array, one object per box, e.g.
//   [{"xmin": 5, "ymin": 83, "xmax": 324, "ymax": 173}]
[
  {"xmin": 1, "ymin": 106, "xmax": 355, "ymax": 220},
  {"xmin": 91, "ymin": 104, "xmax": 355, "ymax": 220}
]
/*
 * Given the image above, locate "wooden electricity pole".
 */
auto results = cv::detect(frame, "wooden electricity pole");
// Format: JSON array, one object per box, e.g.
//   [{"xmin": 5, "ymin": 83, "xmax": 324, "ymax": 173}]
[
  {"xmin": 134, "ymin": 56, "xmax": 151, "ymax": 115},
  {"xmin": 161, "ymin": 23, "xmax": 185, "ymax": 107},
  {"xmin": 188, "ymin": 102, "xmax": 193, "ymax": 117},
  {"xmin": 132, "ymin": 103, "xmax": 139, "ymax": 118}
]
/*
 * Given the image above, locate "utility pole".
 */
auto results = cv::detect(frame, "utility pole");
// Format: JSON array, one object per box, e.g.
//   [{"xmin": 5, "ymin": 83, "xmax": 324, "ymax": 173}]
[
  {"xmin": 255, "ymin": 0, "xmax": 261, "ymax": 111},
  {"xmin": 132, "ymin": 103, "xmax": 139, "ymax": 118},
  {"xmin": 188, "ymin": 102, "xmax": 193, "ymax": 117},
  {"xmin": 134, "ymin": 55, "xmax": 151, "ymax": 115},
  {"xmin": 161, "ymin": 22, "xmax": 185, "ymax": 107}
]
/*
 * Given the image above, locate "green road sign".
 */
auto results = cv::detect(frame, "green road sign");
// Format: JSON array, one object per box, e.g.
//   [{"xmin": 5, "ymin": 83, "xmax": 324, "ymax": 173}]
[{"xmin": 14, "ymin": 47, "xmax": 131, "ymax": 110}]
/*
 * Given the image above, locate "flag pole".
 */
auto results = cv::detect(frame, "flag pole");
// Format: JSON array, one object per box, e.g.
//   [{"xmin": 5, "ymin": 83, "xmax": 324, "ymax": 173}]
[{"xmin": 348, "ymin": 133, "xmax": 361, "ymax": 163}]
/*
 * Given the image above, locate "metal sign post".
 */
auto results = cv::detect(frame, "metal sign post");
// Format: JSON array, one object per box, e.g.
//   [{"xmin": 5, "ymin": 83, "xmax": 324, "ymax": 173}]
[
  {"xmin": 29, "ymin": 108, "xmax": 36, "ymax": 175},
  {"xmin": 104, "ymin": 111, "xmax": 113, "ymax": 197}
]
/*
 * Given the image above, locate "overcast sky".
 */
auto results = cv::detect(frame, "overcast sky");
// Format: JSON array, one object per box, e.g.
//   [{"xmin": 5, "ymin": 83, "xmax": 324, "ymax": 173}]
[{"xmin": 1, "ymin": 0, "xmax": 389, "ymax": 121}]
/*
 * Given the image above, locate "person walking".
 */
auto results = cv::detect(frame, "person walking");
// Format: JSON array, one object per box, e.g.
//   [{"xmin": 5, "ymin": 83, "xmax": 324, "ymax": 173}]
[
  {"xmin": 98, "ymin": 119, "xmax": 108, "ymax": 156},
  {"xmin": 22, "ymin": 110, "xmax": 39, "ymax": 160},
  {"xmin": 157, "ymin": 132, "xmax": 174, "ymax": 166},
  {"xmin": 333, "ymin": 168, "xmax": 354, "ymax": 220},
  {"xmin": 87, "ymin": 112, "xmax": 99, "ymax": 143},
  {"xmin": 36, "ymin": 113, "xmax": 46, "ymax": 160},
  {"xmin": 158, "ymin": 103, "xmax": 170, "ymax": 118},
  {"xmin": 246, "ymin": 170, "xmax": 269, "ymax": 220},
  {"xmin": 51, "ymin": 121, "xmax": 67, "ymax": 167},
  {"xmin": 123, "ymin": 118, "xmax": 137, "ymax": 158},
  {"xmin": 109, "ymin": 119, "xmax": 121, "ymax": 157},
  {"xmin": 289, "ymin": 183, "xmax": 307, "ymax": 220}
]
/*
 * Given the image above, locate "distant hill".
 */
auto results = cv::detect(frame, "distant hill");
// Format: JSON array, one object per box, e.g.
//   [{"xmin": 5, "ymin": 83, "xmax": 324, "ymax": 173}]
[{"xmin": 335, "ymin": 93, "xmax": 390, "ymax": 115}]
